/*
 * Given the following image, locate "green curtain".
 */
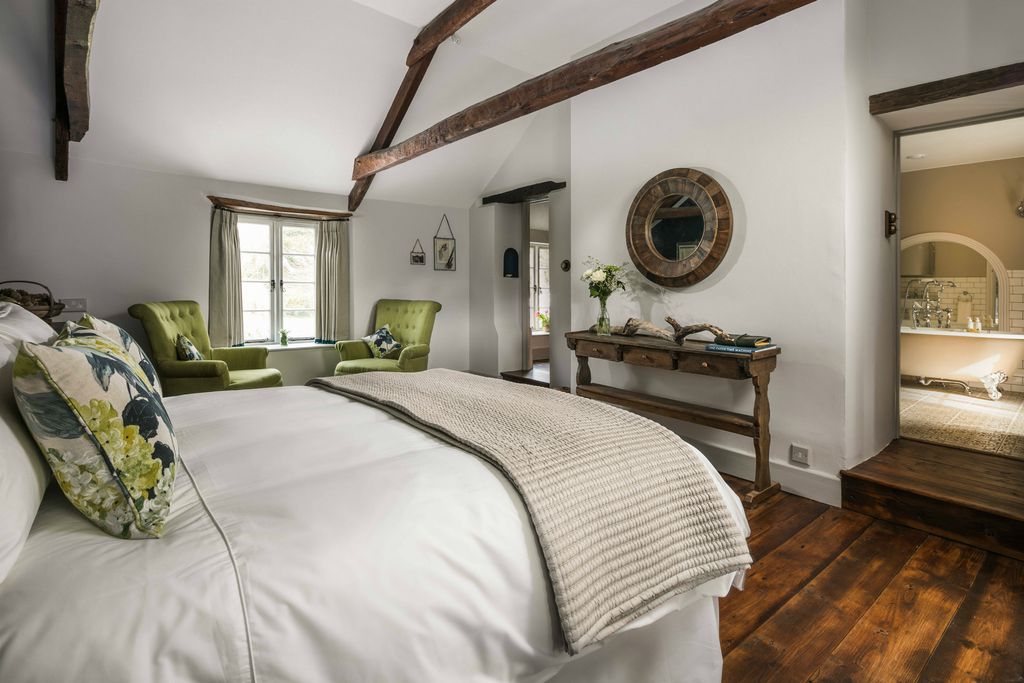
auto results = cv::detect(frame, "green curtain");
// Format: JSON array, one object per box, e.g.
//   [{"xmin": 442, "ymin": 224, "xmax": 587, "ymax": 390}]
[
  {"xmin": 315, "ymin": 219, "xmax": 351, "ymax": 343},
  {"xmin": 208, "ymin": 208, "xmax": 243, "ymax": 347}
]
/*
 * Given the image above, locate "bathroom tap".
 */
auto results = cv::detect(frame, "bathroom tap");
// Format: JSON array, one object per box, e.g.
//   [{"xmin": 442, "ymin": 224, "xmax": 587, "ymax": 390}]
[
  {"xmin": 911, "ymin": 279, "xmax": 957, "ymax": 328},
  {"xmin": 904, "ymin": 278, "xmax": 923, "ymax": 328}
]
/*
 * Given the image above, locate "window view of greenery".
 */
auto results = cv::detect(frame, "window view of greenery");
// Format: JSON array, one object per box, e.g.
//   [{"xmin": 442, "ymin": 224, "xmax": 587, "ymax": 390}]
[
  {"xmin": 281, "ymin": 225, "xmax": 316, "ymax": 340},
  {"xmin": 238, "ymin": 217, "xmax": 317, "ymax": 343},
  {"xmin": 530, "ymin": 242, "xmax": 550, "ymax": 332},
  {"xmin": 239, "ymin": 220, "xmax": 272, "ymax": 342}
]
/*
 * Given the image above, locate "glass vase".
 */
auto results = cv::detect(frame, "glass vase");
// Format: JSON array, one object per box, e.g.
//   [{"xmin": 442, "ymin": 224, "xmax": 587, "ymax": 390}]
[{"xmin": 595, "ymin": 298, "xmax": 611, "ymax": 336}]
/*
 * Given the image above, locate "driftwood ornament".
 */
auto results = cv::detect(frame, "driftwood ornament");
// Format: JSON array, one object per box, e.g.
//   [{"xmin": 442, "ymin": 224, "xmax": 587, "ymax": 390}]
[{"xmin": 588, "ymin": 317, "xmax": 734, "ymax": 345}]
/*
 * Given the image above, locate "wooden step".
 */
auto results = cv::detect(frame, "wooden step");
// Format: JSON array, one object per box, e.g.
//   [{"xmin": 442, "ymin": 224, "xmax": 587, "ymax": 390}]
[
  {"xmin": 499, "ymin": 367, "xmax": 550, "ymax": 388},
  {"xmin": 841, "ymin": 439, "xmax": 1024, "ymax": 561}
]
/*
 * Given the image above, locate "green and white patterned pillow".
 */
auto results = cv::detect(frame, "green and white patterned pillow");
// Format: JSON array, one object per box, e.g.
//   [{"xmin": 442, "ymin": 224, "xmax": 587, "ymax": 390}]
[
  {"xmin": 64, "ymin": 315, "xmax": 163, "ymax": 396},
  {"xmin": 13, "ymin": 330, "xmax": 178, "ymax": 539},
  {"xmin": 362, "ymin": 324, "xmax": 403, "ymax": 359},
  {"xmin": 175, "ymin": 334, "xmax": 204, "ymax": 361}
]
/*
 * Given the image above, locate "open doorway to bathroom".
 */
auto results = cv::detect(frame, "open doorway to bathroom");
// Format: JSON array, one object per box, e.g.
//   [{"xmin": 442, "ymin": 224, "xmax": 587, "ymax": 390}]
[{"xmin": 897, "ymin": 114, "xmax": 1024, "ymax": 458}]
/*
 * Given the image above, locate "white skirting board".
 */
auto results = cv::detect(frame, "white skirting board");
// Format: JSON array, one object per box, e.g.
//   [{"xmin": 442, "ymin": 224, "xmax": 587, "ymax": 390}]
[{"xmin": 687, "ymin": 437, "xmax": 842, "ymax": 507}]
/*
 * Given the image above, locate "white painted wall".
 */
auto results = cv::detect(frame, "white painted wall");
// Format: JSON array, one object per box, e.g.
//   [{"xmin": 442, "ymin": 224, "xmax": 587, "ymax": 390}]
[
  {"xmin": 865, "ymin": 0, "xmax": 1024, "ymax": 94},
  {"xmin": 0, "ymin": 148, "xmax": 471, "ymax": 381},
  {"xmin": 467, "ymin": 203, "xmax": 524, "ymax": 376},
  {"xmin": 548, "ymin": 186, "xmax": 572, "ymax": 390},
  {"xmin": 843, "ymin": 0, "xmax": 899, "ymax": 469},
  {"xmin": 348, "ymin": 201, "xmax": 470, "ymax": 372},
  {"xmin": 483, "ymin": 104, "xmax": 571, "ymax": 196},
  {"xmin": 471, "ymin": 102, "xmax": 573, "ymax": 383},
  {"xmin": 569, "ymin": 0, "xmax": 850, "ymax": 504}
]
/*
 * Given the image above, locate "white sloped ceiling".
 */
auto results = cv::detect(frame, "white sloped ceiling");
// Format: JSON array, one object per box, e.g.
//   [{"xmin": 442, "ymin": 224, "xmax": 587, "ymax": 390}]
[{"xmin": 0, "ymin": 0, "xmax": 712, "ymax": 207}]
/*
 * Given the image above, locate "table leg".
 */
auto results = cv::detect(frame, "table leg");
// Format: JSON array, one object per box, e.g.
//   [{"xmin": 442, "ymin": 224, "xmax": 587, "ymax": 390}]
[
  {"xmin": 576, "ymin": 354, "xmax": 591, "ymax": 386},
  {"xmin": 743, "ymin": 371, "xmax": 780, "ymax": 507}
]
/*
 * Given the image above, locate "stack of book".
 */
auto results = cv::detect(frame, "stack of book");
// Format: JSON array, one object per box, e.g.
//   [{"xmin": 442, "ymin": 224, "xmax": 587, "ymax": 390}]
[
  {"xmin": 705, "ymin": 334, "xmax": 777, "ymax": 354},
  {"xmin": 705, "ymin": 343, "xmax": 777, "ymax": 354}
]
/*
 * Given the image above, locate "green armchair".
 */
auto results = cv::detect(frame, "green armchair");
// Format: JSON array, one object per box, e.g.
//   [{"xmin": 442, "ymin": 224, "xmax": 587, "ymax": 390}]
[
  {"xmin": 335, "ymin": 299, "xmax": 442, "ymax": 375},
  {"xmin": 128, "ymin": 301, "xmax": 283, "ymax": 396}
]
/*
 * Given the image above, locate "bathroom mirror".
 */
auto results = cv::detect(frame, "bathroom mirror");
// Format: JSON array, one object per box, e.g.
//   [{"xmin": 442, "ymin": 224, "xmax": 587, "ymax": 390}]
[
  {"xmin": 626, "ymin": 168, "xmax": 732, "ymax": 287},
  {"xmin": 900, "ymin": 235, "xmax": 1006, "ymax": 332}
]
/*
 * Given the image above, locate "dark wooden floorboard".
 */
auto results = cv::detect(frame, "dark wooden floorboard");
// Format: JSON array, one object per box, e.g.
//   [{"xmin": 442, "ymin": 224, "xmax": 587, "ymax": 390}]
[
  {"xmin": 723, "ymin": 520, "xmax": 926, "ymax": 682},
  {"xmin": 721, "ymin": 477, "xmax": 1024, "ymax": 682},
  {"xmin": 808, "ymin": 536, "xmax": 985, "ymax": 682},
  {"xmin": 920, "ymin": 553, "xmax": 1024, "ymax": 682},
  {"xmin": 719, "ymin": 507, "xmax": 872, "ymax": 654},
  {"xmin": 744, "ymin": 494, "xmax": 829, "ymax": 561}
]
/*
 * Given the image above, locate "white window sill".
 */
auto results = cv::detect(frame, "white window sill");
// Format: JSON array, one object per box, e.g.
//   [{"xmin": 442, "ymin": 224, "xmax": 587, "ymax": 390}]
[
  {"xmin": 531, "ymin": 330, "xmax": 550, "ymax": 337},
  {"xmin": 246, "ymin": 341, "xmax": 331, "ymax": 352}
]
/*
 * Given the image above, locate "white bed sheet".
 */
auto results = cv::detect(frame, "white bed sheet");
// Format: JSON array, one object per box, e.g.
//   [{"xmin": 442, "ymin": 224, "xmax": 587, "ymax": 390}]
[{"xmin": 0, "ymin": 385, "xmax": 748, "ymax": 683}]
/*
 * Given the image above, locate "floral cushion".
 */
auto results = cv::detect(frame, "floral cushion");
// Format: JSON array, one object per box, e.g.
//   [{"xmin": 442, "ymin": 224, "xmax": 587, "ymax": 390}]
[
  {"xmin": 362, "ymin": 324, "xmax": 403, "ymax": 359},
  {"xmin": 65, "ymin": 315, "xmax": 162, "ymax": 396},
  {"xmin": 13, "ymin": 330, "xmax": 178, "ymax": 538},
  {"xmin": 175, "ymin": 334, "xmax": 204, "ymax": 361}
]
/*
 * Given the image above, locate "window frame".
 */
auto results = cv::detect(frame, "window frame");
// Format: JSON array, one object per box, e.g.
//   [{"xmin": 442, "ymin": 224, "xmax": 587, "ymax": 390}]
[
  {"xmin": 529, "ymin": 241, "xmax": 550, "ymax": 333},
  {"xmin": 237, "ymin": 214, "xmax": 318, "ymax": 344}
]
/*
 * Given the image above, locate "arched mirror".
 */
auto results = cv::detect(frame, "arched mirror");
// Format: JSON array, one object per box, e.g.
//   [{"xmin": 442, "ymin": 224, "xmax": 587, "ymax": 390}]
[
  {"xmin": 626, "ymin": 168, "xmax": 732, "ymax": 287},
  {"xmin": 900, "ymin": 232, "xmax": 1009, "ymax": 332}
]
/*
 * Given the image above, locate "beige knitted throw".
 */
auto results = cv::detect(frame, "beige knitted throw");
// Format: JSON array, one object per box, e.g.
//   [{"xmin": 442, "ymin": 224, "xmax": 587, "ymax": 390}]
[{"xmin": 309, "ymin": 369, "xmax": 751, "ymax": 654}]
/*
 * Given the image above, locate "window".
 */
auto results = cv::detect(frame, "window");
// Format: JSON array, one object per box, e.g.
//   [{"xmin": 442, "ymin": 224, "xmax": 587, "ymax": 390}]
[
  {"xmin": 529, "ymin": 242, "xmax": 550, "ymax": 332},
  {"xmin": 238, "ymin": 216, "xmax": 317, "ymax": 343}
]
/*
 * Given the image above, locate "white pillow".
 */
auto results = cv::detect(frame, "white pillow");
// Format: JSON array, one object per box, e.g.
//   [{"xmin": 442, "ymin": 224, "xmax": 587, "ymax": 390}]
[{"xmin": 0, "ymin": 303, "xmax": 55, "ymax": 583}]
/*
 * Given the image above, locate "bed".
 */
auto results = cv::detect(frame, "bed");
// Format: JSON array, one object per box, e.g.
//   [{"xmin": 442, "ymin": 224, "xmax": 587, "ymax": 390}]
[{"xmin": 0, "ymin": 308, "xmax": 749, "ymax": 683}]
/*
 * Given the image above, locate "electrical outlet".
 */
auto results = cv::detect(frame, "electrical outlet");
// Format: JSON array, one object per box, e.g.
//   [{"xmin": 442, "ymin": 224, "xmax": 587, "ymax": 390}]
[
  {"xmin": 789, "ymin": 444, "xmax": 810, "ymax": 467},
  {"xmin": 61, "ymin": 298, "xmax": 88, "ymax": 313}
]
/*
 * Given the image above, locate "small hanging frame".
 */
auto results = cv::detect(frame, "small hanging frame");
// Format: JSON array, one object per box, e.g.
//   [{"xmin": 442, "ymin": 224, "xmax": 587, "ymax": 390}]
[
  {"xmin": 433, "ymin": 213, "xmax": 456, "ymax": 272},
  {"xmin": 409, "ymin": 239, "xmax": 426, "ymax": 265}
]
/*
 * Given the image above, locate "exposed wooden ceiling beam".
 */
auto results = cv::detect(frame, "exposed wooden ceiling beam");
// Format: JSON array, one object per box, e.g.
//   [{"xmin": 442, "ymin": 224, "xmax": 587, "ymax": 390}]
[
  {"xmin": 53, "ymin": 0, "xmax": 99, "ymax": 180},
  {"xmin": 869, "ymin": 62, "xmax": 1024, "ymax": 116},
  {"xmin": 482, "ymin": 181, "xmax": 566, "ymax": 205},
  {"xmin": 353, "ymin": 0, "xmax": 816, "ymax": 181},
  {"xmin": 349, "ymin": 0, "xmax": 500, "ymax": 211},
  {"xmin": 347, "ymin": 51, "xmax": 436, "ymax": 212},
  {"xmin": 407, "ymin": 0, "xmax": 498, "ymax": 67}
]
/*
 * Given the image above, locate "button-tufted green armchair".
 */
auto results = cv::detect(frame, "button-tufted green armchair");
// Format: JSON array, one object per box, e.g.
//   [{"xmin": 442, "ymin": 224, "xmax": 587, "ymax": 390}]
[
  {"xmin": 335, "ymin": 299, "xmax": 442, "ymax": 375},
  {"xmin": 128, "ymin": 301, "xmax": 283, "ymax": 396}
]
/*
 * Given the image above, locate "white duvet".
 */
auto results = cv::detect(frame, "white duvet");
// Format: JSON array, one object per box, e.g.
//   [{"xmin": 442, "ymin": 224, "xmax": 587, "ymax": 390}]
[{"xmin": 0, "ymin": 386, "xmax": 748, "ymax": 683}]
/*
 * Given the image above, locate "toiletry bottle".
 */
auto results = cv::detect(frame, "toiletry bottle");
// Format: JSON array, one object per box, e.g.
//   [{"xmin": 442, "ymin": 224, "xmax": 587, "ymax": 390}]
[{"xmin": 968, "ymin": 318, "xmax": 976, "ymax": 332}]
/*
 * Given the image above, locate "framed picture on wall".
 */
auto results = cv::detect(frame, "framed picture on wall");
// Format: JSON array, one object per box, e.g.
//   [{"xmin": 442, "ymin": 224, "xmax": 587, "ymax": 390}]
[
  {"xmin": 433, "ymin": 214, "xmax": 456, "ymax": 271},
  {"xmin": 410, "ymin": 239, "xmax": 426, "ymax": 265}
]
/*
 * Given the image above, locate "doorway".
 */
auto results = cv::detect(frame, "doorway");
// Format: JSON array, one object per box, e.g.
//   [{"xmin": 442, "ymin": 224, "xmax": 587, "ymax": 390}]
[{"xmin": 895, "ymin": 113, "xmax": 1024, "ymax": 458}]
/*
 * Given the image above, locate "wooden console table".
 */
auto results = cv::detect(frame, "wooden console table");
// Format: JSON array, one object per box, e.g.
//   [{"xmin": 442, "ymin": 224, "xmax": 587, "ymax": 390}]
[{"xmin": 565, "ymin": 331, "xmax": 781, "ymax": 507}]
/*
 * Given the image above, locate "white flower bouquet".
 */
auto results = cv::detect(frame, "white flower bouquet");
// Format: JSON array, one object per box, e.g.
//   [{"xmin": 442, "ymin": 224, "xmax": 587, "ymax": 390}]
[{"xmin": 580, "ymin": 258, "xmax": 628, "ymax": 335}]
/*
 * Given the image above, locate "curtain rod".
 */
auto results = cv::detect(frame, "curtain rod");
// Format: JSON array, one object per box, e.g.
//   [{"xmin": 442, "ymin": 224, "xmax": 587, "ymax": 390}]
[{"xmin": 208, "ymin": 195, "xmax": 351, "ymax": 221}]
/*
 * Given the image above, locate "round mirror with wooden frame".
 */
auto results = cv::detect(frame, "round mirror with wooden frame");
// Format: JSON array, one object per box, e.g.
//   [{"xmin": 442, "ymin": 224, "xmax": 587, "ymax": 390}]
[{"xmin": 626, "ymin": 168, "xmax": 732, "ymax": 288}]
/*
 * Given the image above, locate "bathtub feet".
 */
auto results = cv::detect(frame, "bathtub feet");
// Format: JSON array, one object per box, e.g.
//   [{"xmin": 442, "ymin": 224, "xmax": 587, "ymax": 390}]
[{"xmin": 981, "ymin": 371, "xmax": 1009, "ymax": 401}]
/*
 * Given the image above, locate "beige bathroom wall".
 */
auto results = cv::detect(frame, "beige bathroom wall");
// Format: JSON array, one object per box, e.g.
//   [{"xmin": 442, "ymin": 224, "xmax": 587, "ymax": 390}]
[
  {"xmin": 901, "ymin": 332, "xmax": 1024, "ymax": 392},
  {"xmin": 901, "ymin": 156, "xmax": 1024, "ymax": 269}
]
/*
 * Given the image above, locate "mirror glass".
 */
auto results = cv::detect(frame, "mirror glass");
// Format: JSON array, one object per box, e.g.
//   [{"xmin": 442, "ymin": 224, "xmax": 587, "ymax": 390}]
[
  {"xmin": 900, "ymin": 241, "xmax": 1000, "ymax": 331},
  {"xmin": 650, "ymin": 196, "xmax": 705, "ymax": 261}
]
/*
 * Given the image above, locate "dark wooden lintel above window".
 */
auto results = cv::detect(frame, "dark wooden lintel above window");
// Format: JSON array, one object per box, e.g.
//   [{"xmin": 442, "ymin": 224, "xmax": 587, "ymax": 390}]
[{"xmin": 207, "ymin": 196, "xmax": 351, "ymax": 221}]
